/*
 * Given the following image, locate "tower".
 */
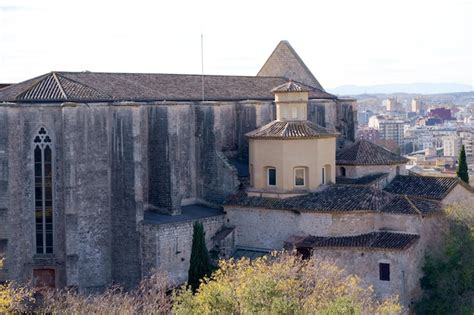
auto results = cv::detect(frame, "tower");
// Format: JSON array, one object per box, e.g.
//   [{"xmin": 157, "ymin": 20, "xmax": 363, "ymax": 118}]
[{"xmin": 246, "ymin": 81, "xmax": 339, "ymax": 198}]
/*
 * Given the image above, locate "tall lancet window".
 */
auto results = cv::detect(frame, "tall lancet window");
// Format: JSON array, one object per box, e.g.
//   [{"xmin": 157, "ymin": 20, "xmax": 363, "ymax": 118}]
[{"xmin": 34, "ymin": 127, "xmax": 53, "ymax": 254}]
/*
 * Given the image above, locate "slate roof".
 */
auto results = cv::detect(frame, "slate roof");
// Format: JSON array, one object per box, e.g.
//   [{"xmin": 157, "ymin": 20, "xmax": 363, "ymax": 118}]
[
  {"xmin": 384, "ymin": 175, "xmax": 463, "ymax": 200},
  {"xmin": 336, "ymin": 173, "xmax": 388, "ymax": 186},
  {"xmin": 296, "ymin": 232, "xmax": 419, "ymax": 251},
  {"xmin": 225, "ymin": 185, "xmax": 441, "ymax": 215},
  {"xmin": 0, "ymin": 71, "xmax": 337, "ymax": 104},
  {"xmin": 336, "ymin": 140, "xmax": 409, "ymax": 165},
  {"xmin": 246, "ymin": 120, "xmax": 338, "ymax": 139}
]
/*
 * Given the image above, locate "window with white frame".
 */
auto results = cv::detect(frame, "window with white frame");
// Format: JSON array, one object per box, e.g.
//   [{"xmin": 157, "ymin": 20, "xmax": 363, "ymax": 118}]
[
  {"xmin": 294, "ymin": 168, "xmax": 305, "ymax": 186},
  {"xmin": 267, "ymin": 167, "xmax": 276, "ymax": 186}
]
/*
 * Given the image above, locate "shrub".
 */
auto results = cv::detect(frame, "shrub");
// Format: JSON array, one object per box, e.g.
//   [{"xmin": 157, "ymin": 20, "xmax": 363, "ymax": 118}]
[
  {"xmin": 39, "ymin": 271, "xmax": 171, "ymax": 314},
  {"xmin": 173, "ymin": 252, "xmax": 402, "ymax": 315}
]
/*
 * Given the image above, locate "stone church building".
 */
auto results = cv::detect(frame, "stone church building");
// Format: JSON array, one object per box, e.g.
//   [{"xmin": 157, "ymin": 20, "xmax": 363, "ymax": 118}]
[{"xmin": 0, "ymin": 41, "xmax": 471, "ymax": 308}]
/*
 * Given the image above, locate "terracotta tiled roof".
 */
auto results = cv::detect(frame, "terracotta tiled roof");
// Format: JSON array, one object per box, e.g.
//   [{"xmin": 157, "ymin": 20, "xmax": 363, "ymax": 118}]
[
  {"xmin": 384, "ymin": 175, "xmax": 462, "ymax": 200},
  {"xmin": 0, "ymin": 71, "xmax": 337, "ymax": 103},
  {"xmin": 297, "ymin": 232, "xmax": 419, "ymax": 251},
  {"xmin": 225, "ymin": 185, "xmax": 442, "ymax": 215},
  {"xmin": 336, "ymin": 173, "xmax": 388, "ymax": 186},
  {"xmin": 271, "ymin": 81, "xmax": 310, "ymax": 93},
  {"xmin": 336, "ymin": 140, "xmax": 409, "ymax": 165},
  {"xmin": 246, "ymin": 120, "xmax": 338, "ymax": 139}
]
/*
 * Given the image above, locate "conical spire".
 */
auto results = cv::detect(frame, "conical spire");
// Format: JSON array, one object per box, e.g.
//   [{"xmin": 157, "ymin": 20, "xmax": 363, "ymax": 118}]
[{"xmin": 257, "ymin": 41, "xmax": 324, "ymax": 90}]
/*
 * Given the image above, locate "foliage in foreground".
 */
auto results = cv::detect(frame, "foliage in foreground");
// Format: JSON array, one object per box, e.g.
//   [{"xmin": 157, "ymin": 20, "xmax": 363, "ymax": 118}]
[
  {"xmin": 174, "ymin": 252, "xmax": 402, "ymax": 315},
  {"xmin": 0, "ymin": 259, "xmax": 34, "ymax": 313},
  {"xmin": 40, "ymin": 271, "xmax": 171, "ymax": 315},
  {"xmin": 415, "ymin": 205, "xmax": 474, "ymax": 315},
  {"xmin": 188, "ymin": 222, "xmax": 213, "ymax": 292},
  {"xmin": 0, "ymin": 270, "xmax": 171, "ymax": 314}
]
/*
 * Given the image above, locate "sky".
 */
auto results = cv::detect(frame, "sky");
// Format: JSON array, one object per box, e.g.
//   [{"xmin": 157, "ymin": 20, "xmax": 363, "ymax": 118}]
[{"xmin": 0, "ymin": 0, "xmax": 472, "ymax": 89}]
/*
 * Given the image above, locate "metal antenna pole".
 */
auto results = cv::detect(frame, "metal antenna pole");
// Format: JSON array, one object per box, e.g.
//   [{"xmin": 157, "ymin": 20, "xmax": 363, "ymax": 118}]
[{"xmin": 201, "ymin": 33, "xmax": 204, "ymax": 102}]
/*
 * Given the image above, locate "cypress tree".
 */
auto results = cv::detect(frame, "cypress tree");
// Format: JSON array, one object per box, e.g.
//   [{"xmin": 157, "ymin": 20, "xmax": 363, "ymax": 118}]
[
  {"xmin": 188, "ymin": 222, "xmax": 212, "ymax": 292},
  {"xmin": 456, "ymin": 145, "xmax": 469, "ymax": 184}
]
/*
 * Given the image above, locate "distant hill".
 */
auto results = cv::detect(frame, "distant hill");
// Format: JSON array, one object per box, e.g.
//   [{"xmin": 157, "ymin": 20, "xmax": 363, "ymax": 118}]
[{"xmin": 328, "ymin": 83, "xmax": 473, "ymax": 95}]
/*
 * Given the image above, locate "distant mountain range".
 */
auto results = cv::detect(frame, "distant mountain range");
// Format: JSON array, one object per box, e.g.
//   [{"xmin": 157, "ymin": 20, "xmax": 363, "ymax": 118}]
[{"xmin": 328, "ymin": 83, "xmax": 473, "ymax": 96}]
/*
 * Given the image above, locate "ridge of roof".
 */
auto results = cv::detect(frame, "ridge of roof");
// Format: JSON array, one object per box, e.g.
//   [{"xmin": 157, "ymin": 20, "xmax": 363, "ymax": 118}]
[{"xmin": 336, "ymin": 140, "xmax": 409, "ymax": 166}]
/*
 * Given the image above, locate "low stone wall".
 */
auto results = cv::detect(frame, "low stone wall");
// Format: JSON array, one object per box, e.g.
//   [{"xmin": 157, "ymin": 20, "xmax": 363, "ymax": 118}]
[{"xmin": 140, "ymin": 214, "xmax": 225, "ymax": 285}]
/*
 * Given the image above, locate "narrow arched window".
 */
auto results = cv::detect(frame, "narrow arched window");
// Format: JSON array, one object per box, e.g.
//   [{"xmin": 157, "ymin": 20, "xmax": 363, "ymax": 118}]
[
  {"xmin": 34, "ymin": 127, "xmax": 53, "ymax": 254},
  {"xmin": 396, "ymin": 166, "xmax": 400, "ymax": 176}
]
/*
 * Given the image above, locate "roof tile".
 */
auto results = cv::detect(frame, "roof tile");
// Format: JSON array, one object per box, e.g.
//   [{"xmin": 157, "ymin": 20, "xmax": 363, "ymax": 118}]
[
  {"xmin": 0, "ymin": 71, "xmax": 337, "ymax": 103},
  {"xmin": 296, "ymin": 232, "xmax": 419, "ymax": 250},
  {"xmin": 246, "ymin": 120, "xmax": 338, "ymax": 139},
  {"xmin": 336, "ymin": 140, "xmax": 408, "ymax": 165},
  {"xmin": 225, "ymin": 185, "xmax": 442, "ymax": 215},
  {"xmin": 384, "ymin": 175, "xmax": 461, "ymax": 200}
]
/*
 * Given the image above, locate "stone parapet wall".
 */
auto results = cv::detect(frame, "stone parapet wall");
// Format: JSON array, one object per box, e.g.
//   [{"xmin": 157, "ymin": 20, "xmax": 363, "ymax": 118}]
[{"xmin": 140, "ymin": 215, "xmax": 225, "ymax": 285}]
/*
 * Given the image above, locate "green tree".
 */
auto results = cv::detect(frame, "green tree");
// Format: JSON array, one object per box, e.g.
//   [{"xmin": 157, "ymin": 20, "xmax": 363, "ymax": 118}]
[
  {"xmin": 415, "ymin": 205, "xmax": 474, "ymax": 314},
  {"xmin": 188, "ymin": 222, "xmax": 212, "ymax": 292},
  {"xmin": 456, "ymin": 145, "xmax": 469, "ymax": 184}
]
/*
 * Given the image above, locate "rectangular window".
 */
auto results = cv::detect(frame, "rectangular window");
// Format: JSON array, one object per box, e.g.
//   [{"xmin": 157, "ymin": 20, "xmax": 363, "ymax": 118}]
[
  {"xmin": 294, "ymin": 168, "xmax": 305, "ymax": 186},
  {"xmin": 267, "ymin": 168, "xmax": 276, "ymax": 186},
  {"xmin": 321, "ymin": 168, "xmax": 325, "ymax": 184},
  {"xmin": 379, "ymin": 263, "xmax": 390, "ymax": 281}
]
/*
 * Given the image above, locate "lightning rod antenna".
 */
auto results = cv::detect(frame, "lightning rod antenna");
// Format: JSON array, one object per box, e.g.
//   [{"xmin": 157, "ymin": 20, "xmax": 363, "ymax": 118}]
[{"xmin": 201, "ymin": 33, "xmax": 205, "ymax": 102}]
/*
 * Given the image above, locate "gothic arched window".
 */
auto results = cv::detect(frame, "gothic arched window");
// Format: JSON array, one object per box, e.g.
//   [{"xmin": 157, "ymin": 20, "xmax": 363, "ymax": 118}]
[{"xmin": 33, "ymin": 127, "xmax": 53, "ymax": 254}]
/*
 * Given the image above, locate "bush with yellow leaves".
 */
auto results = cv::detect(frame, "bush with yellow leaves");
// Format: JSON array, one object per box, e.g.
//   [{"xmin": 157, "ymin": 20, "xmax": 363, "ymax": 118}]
[
  {"xmin": 173, "ymin": 252, "xmax": 402, "ymax": 315},
  {"xmin": 0, "ymin": 259, "xmax": 34, "ymax": 313}
]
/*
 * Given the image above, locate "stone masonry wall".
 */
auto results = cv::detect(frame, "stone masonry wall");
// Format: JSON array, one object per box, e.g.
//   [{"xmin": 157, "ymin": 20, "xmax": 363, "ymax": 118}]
[
  {"xmin": 110, "ymin": 107, "xmax": 141, "ymax": 289},
  {"xmin": 312, "ymin": 245, "xmax": 421, "ymax": 309},
  {"xmin": 226, "ymin": 207, "xmax": 380, "ymax": 250},
  {"xmin": 2, "ymin": 106, "xmax": 67, "ymax": 287},
  {"xmin": 140, "ymin": 215, "xmax": 225, "ymax": 285},
  {"xmin": 62, "ymin": 105, "xmax": 112, "ymax": 292}
]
